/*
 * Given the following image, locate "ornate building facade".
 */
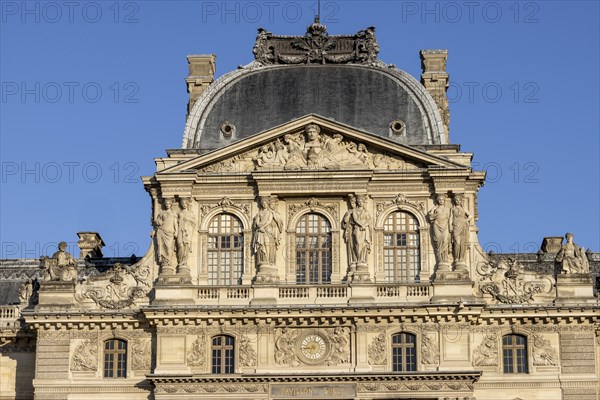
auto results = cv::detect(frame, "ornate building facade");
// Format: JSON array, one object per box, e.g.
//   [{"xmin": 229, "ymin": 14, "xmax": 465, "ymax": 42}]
[{"xmin": 1, "ymin": 21, "xmax": 599, "ymax": 400}]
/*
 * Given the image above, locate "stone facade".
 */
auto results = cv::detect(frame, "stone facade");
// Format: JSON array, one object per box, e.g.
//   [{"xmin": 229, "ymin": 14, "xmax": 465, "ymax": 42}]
[{"xmin": 1, "ymin": 22, "xmax": 598, "ymax": 400}]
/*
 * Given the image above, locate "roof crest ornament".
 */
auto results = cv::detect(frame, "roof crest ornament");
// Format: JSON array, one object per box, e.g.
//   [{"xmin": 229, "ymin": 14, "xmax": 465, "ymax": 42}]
[{"xmin": 252, "ymin": 20, "xmax": 386, "ymax": 67}]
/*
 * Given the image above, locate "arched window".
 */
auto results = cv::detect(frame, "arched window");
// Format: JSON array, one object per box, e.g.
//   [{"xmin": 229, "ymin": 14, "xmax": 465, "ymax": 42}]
[
  {"xmin": 295, "ymin": 213, "xmax": 332, "ymax": 284},
  {"xmin": 392, "ymin": 332, "xmax": 416, "ymax": 372},
  {"xmin": 503, "ymin": 334, "xmax": 528, "ymax": 373},
  {"xmin": 211, "ymin": 335, "xmax": 235, "ymax": 374},
  {"xmin": 208, "ymin": 213, "xmax": 244, "ymax": 285},
  {"xmin": 383, "ymin": 211, "xmax": 420, "ymax": 283},
  {"xmin": 103, "ymin": 339, "xmax": 127, "ymax": 378}
]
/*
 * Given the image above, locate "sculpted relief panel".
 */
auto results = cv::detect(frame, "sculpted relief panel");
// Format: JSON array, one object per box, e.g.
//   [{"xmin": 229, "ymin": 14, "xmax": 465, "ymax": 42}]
[
  {"xmin": 475, "ymin": 257, "xmax": 553, "ymax": 304},
  {"xmin": 79, "ymin": 262, "xmax": 151, "ymax": 310},
  {"xmin": 199, "ymin": 124, "xmax": 421, "ymax": 174},
  {"xmin": 274, "ymin": 328, "xmax": 350, "ymax": 367}
]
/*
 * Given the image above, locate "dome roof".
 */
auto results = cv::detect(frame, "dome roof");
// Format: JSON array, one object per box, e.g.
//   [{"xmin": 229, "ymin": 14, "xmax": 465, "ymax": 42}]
[{"xmin": 182, "ymin": 24, "xmax": 447, "ymax": 151}]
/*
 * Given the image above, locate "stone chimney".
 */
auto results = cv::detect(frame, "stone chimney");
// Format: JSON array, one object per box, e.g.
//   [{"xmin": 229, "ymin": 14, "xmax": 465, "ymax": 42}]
[
  {"xmin": 541, "ymin": 236, "xmax": 564, "ymax": 253},
  {"xmin": 186, "ymin": 54, "xmax": 216, "ymax": 117},
  {"xmin": 77, "ymin": 232, "xmax": 105, "ymax": 259},
  {"xmin": 420, "ymin": 50, "xmax": 450, "ymax": 142}
]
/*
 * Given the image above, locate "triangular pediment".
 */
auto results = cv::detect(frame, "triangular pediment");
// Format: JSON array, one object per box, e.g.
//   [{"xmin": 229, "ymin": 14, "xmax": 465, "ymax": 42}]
[{"xmin": 162, "ymin": 115, "xmax": 465, "ymax": 175}]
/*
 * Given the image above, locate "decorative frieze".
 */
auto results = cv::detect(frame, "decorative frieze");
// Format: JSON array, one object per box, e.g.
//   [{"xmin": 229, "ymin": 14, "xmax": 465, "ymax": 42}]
[
  {"xmin": 367, "ymin": 333, "xmax": 387, "ymax": 365},
  {"xmin": 70, "ymin": 339, "xmax": 98, "ymax": 372},
  {"xmin": 131, "ymin": 338, "xmax": 152, "ymax": 370},
  {"xmin": 472, "ymin": 333, "xmax": 499, "ymax": 366},
  {"xmin": 187, "ymin": 334, "xmax": 207, "ymax": 367}
]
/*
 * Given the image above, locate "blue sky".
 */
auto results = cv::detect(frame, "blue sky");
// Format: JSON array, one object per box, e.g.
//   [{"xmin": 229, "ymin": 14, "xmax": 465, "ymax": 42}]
[{"xmin": 1, "ymin": 0, "xmax": 599, "ymax": 258}]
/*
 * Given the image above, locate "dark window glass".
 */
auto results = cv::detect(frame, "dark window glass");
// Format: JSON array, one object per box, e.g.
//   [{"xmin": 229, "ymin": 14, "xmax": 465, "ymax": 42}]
[
  {"xmin": 211, "ymin": 335, "xmax": 235, "ymax": 374},
  {"xmin": 392, "ymin": 332, "xmax": 416, "ymax": 372},
  {"xmin": 383, "ymin": 212, "xmax": 420, "ymax": 283},
  {"xmin": 502, "ymin": 334, "xmax": 528, "ymax": 374},
  {"xmin": 104, "ymin": 339, "xmax": 127, "ymax": 378},
  {"xmin": 208, "ymin": 214, "xmax": 244, "ymax": 285},
  {"xmin": 296, "ymin": 213, "xmax": 332, "ymax": 284}
]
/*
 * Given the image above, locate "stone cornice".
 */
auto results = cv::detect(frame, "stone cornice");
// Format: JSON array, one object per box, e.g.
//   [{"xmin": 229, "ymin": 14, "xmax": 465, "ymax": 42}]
[{"xmin": 148, "ymin": 371, "xmax": 481, "ymax": 384}]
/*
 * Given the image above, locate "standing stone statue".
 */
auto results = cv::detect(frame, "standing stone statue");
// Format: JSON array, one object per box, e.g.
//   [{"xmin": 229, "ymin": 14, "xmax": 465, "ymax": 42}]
[
  {"xmin": 153, "ymin": 198, "xmax": 178, "ymax": 273},
  {"xmin": 351, "ymin": 195, "xmax": 372, "ymax": 268},
  {"xmin": 176, "ymin": 198, "xmax": 196, "ymax": 274},
  {"xmin": 555, "ymin": 232, "xmax": 590, "ymax": 274},
  {"xmin": 427, "ymin": 194, "xmax": 451, "ymax": 270},
  {"xmin": 341, "ymin": 194, "xmax": 357, "ymax": 274},
  {"xmin": 450, "ymin": 194, "xmax": 470, "ymax": 269},
  {"xmin": 252, "ymin": 196, "xmax": 283, "ymax": 268}
]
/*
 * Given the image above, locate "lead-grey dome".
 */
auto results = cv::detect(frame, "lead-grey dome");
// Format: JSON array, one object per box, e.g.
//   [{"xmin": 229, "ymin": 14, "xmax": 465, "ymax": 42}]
[{"xmin": 182, "ymin": 25, "xmax": 447, "ymax": 151}]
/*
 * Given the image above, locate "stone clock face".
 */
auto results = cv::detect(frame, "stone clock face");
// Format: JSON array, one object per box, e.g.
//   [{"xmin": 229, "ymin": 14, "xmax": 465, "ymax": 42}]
[{"xmin": 297, "ymin": 332, "xmax": 330, "ymax": 364}]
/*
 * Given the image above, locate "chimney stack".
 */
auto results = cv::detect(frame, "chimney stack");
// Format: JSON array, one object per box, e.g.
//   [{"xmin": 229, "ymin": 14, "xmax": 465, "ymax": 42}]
[
  {"xmin": 420, "ymin": 50, "xmax": 450, "ymax": 142},
  {"xmin": 77, "ymin": 232, "xmax": 105, "ymax": 259},
  {"xmin": 186, "ymin": 54, "xmax": 216, "ymax": 117}
]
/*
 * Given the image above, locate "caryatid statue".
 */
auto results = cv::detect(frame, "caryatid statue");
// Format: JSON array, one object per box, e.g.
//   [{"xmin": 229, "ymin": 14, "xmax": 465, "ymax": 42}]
[
  {"xmin": 427, "ymin": 194, "xmax": 451, "ymax": 270},
  {"xmin": 555, "ymin": 232, "xmax": 590, "ymax": 274},
  {"xmin": 450, "ymin": 194, "xmax": 470, "ymax": 269},
  {"xmin": 176, "ymin": 197, "xmax": 196, "ymax": 274},
  {"xmin": 252, "ymin": 196, "xmax": 283, "ymax": 281},
  {"xmin": 351, "ymin": 195, "xmax": 372, "ymax": 270},
  {"xmin": 341, "ymin": 194, "xmax": 357, "ymax": 273},
  {"xmin": 153, "ymin": 198, "xmax": 178, "ymax": 273}
]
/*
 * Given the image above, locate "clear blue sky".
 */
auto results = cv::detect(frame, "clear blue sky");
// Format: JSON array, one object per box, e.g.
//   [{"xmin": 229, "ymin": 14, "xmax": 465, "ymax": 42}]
[{"xmin": 1, "ymin": 0, "xmax": 599, "ymax": 258}]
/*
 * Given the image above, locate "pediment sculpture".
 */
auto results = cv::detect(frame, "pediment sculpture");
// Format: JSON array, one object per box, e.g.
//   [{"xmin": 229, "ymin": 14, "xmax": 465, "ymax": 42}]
[{"xmin": 199, "ymin": 124, "xmax": 419, "ymax": 174}]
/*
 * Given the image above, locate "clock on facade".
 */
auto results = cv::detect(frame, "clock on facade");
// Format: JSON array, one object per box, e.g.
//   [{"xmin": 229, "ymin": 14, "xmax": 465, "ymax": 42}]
[{"xmin": 297, "ymin": 333, "xmax": 330, "ymax": 364}]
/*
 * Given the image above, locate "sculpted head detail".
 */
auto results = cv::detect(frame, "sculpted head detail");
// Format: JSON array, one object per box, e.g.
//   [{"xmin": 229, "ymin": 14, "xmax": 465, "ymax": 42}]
[
  {"xmin": 305, "ymin": 124, "xmax": 321, "ymax": 141},
  {"xmin": 58, "ymin": 241, "xmax": 67, "ymax": 252},
  {"xmin": 179, "ymin": 198, "xmax": 190, "ymax": 210},
  {"xmin": 565, "ymin": 232, "xmax": 574, "ymax": 243},
  {"xmin": 435, "ymin": 194, "xmax": 446, "ymax": 206},
  {"xmin": 163, "ymin": 198, "xmax": 173, "ymax": 209},
  {"xmin": 452, "ymin": 194, "xmax": 463, "ymax": 206}
]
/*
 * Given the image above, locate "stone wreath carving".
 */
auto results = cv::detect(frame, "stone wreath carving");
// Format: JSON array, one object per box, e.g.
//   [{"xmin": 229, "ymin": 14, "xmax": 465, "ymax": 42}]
[
  {"xmin": 71, "ymin": 339, "xmax": 98, "ymax": 372},
  {"xmin": 367, "ymin": 333, "xmax": 387, "ymax": 365},
  {"xmin": 476, "ymin": 258, "xmax": 553, "ymax": 304},
  {"xmin": 472, "ymin": 333, "xmax": 499, "ymax": 366},
  {"xmin": 80, "ymin": 262, "xmax": 151, "ymax": 310}
]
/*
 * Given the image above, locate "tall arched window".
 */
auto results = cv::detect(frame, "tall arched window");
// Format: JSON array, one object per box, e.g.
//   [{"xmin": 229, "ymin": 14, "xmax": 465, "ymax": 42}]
[
  {"xmin": 502, "ymin": 334, "xmax": 528, "ymax": 373},
  {"xmin": 392, "ymin": 332, "xmax": 416, "ymax": 372},
  {"xmin": 103, "ymin": 339, "xmax": 127, "ymax": 378},
  {"xmin": 295, "ymin": 213, "xmax": 332, "ymax": 284},
  {"xmin": 211, "ymin": 335, "xmax": 235, "ymax": 374},
  {"xmin": 383, "ymin": 211, "xmax": 420, "ymax": 282},
  {"xmin": 208, "ymin": 213, "xmax": 244, "ymax": 285}
]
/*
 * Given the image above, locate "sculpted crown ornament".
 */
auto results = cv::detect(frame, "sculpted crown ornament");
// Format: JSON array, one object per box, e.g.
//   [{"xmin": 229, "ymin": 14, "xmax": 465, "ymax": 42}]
[{"xmin": 253, "ymin": 19, "xmax": 383, "ymax": 66}]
